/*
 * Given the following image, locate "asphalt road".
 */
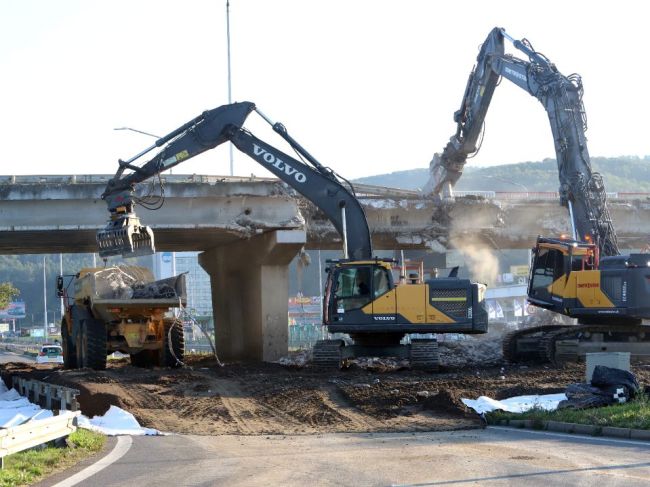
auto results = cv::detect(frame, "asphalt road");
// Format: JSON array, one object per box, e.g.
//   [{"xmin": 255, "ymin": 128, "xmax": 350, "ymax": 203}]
[
  {"xmin": 40, "ymin": 427, "xmax": 650, "ymax": 487},
  {"xmin": 0, "ymin": 348, "xmax": 34, "ymax": 363}
]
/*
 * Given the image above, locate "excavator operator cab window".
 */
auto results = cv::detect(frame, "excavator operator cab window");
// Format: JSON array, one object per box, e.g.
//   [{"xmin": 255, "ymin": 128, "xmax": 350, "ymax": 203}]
[
  {"xmin": 372, "ymin": 266, "xmax": 391, "ymax": 298},
  {"xmin": 530, "ymin": 248, "xmax": 563, "ymax": 300},
  {"xmin": 335, "ymin": 266, "xmax": 373, "ymax": 311}
]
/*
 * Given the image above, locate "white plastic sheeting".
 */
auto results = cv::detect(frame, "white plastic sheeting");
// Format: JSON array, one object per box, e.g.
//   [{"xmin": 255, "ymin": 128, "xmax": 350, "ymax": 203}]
[
  {"xmin": 0, "ymin": 379, "xmax": 162, "ymax": 436},
  {"xmin": 0, "ymin": 380, "xmax": 54, "ymax": 428},
  {"xmin": 77, "ymin": 406, "xmax": 163, "ymax": 436},
  {"xmin": 462, "ymin": 393, "xmax": 567, "ymax": 415}
]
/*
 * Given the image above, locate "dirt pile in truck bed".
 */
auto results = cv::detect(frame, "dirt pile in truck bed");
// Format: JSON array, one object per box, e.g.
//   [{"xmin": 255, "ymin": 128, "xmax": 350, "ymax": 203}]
[{"xmin": 5, "ymin": 354, "xmax": 650, "ymax": 436}]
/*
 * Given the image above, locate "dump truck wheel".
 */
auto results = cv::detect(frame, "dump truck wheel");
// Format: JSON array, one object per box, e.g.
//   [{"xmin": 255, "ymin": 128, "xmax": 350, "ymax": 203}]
[
  {"xmin": 79, "ymin": 319, "xmax": 107, "ymax": 370},
  {"xmin": 161, "ymin": 319, "xmax": 185, "ymax": 367},
  {"xmin": 61, "ymin": 318, "xmax": 77, "ymax": 369}
]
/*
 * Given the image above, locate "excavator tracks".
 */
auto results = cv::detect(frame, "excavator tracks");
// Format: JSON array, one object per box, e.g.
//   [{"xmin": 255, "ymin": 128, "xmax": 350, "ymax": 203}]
[
  {"xmin": 503, "ymin": 324, "xmax": 650, "ymax": 365},
  {"xmin": 409, "ymin": 339, "xmax": 440, "ymax": 371},
  {"xmin": 541, "ymin": 324, "xmax": 650, "ymax": 365},
  {"xmin": 312, "ymin": 339, "xmax": 344, "ymax": 367},
  {"xmin": 502, "ymin": 325, "xmax": 566, "ymax": 363}
]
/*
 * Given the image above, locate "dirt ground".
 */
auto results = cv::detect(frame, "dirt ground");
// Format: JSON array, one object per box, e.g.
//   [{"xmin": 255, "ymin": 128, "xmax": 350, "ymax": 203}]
[{"xmin": 4, "ymin": 337, "xmax": 650, "ymax": 436}]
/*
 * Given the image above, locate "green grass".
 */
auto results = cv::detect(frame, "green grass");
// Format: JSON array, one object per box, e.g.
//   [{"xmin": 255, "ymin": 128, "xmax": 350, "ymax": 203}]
[
  {"xmin": 487, "ymin": 394, "xmax": 650, "ymax": 430},
  {"xmin": 0, "ymin": 429, "xmax": 105, "ymax": 487}
]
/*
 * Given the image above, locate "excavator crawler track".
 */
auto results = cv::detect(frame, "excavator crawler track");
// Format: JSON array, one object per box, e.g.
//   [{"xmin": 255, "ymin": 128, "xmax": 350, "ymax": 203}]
[
  {"xmin": 541, "ymin": 324, "xmax": 650, "ymax": 366},
  {"xmin": 312, "ymin": 339, "xmax": 344, "ymax": 368},
  {"xmin": 410, "ymin": 339, "xmax": 440, "ymax": 371},
  {"xmin": 501, "ymin": 325, "xmax": 567, "ymax": 363}
]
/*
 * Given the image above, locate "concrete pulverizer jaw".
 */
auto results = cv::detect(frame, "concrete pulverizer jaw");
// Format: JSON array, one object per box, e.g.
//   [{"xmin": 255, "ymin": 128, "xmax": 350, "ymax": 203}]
[{"xmin": 96, "ymin": 214, "xmax": 156, "ymax": 258}]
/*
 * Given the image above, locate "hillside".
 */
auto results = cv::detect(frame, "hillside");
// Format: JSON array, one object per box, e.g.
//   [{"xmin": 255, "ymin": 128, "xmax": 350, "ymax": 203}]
[{"xmin": 354, "ymin": 156, "xmax": 650, "ymax": 192}]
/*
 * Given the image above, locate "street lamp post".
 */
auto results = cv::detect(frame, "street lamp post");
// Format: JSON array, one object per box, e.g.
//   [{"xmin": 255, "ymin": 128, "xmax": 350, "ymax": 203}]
[{"xmin": 113, "ymin": 127, "xmax": 161, "ymax": 139}]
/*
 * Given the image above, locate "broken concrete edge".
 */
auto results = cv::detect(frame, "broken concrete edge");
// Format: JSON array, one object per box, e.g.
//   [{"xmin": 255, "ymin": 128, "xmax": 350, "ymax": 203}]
[{"xmin": 493, "ymin": 419, "xmax": 650, "ymax": 441}]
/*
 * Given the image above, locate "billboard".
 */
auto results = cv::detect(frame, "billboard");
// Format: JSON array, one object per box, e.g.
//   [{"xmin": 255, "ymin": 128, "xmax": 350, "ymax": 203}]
[{"xmin": 0, "ymin": 301, "xmax": 26, "ymax": 320}]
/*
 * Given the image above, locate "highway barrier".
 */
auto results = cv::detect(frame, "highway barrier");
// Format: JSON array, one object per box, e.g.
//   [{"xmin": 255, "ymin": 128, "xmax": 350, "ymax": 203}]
[
  {"xmin": 11, "ymin": 377, "xmax": 80, "ymax": 412},
  {"xmin": 0, "ymin": 411, "xmax": 79, "ymax": 468}
]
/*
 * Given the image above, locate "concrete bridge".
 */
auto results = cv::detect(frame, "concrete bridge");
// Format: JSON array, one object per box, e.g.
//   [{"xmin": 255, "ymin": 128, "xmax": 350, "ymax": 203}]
[
  {"xmin": 2, "ymin": 175, "xmax": 649, "ymax": 254},
  {"xmin": 2, "ymin": 174, "xmax": 649, "ymax": 362}
]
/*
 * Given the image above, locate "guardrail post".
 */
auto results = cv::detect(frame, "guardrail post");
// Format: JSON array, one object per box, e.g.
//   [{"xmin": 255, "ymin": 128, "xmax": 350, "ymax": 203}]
[
  {"xmin": 61, "ymin": 390, "xmax": 71, "ymax": 410},
  {"xmin": 44, "ymin": 384, "xmax": 52, "ymax": 410}
]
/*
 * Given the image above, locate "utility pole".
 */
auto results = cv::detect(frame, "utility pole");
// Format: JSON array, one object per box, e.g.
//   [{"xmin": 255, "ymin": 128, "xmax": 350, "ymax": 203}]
[
  {"xmin": 226, "ymin": 0, "xmax": 234, "ymax": 176},
  {"xmin": 43, "ymin": 256, "xmax": 47, "ymax": 341},
  {"xmin": 59, "ymin": 253, "xmax": 64, "ymax": 323}
]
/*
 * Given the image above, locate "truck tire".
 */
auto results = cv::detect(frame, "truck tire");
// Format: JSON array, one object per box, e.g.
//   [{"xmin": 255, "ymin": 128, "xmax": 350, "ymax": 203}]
[
  {"xmin": 61, "ymin": 318, "xmax": 77, "ymax": 369},
  {"xmin": 78, "ymin": 318, "xmax": 107, "ymax": 370},
  {"xmin": 161, "ymin": 319, "xmax": 185, "ymax": 367}
]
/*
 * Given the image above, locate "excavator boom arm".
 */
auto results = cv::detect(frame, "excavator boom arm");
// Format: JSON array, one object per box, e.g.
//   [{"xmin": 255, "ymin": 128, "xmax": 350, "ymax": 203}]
[
  {"xmin": 98, "ymin": 102, "xmax": 372, "ymax": 260},
  {"xmin": 425, "ymin": 27, "xmax": 618, "ymax": 256}
]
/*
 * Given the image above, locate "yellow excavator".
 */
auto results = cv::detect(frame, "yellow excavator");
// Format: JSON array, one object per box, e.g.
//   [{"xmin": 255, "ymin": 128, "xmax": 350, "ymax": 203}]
[
  {"xmin": 425, "ymin": 27, "xmax": 650, "ymax": 364},
  {"xmin": 96, "ymin": 103, "xmax": 488, "ymax": 369}
]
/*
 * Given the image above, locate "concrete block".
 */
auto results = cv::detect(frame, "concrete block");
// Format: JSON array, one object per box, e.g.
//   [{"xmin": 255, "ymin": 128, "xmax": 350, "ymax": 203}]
[
  {"xmin": 570, "ymin": 423, "xmax": 599, "ymax": 436},
  {"xmin": 586, "ymin": 352, "xmax": 630, "ymax": 383},
  {"xmin": 601, "ymin": 426, "xmax": 631, "ymax": 439},
  {"xmin": 508, "ymin": 420, "xmax": 526, "ymax": 428},
  {"xmin": 630, "ymin": 429, "xmax": 650, "ymax": 441},
  {"xmin": 546, "ymin": 421, "xmax": 573, "ymax": 433}
]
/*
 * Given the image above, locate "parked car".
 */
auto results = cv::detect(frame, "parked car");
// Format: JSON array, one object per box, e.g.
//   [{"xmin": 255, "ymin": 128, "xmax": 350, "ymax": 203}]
[{"xmin": 36, "ymin": 344, "xmax": 64, "ymax": 364}]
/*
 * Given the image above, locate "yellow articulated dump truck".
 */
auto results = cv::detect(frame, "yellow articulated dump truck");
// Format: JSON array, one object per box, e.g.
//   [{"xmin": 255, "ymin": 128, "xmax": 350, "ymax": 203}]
[{"xmin": 57, "ymin": 266, "xmax": 186, "ymax": 370}]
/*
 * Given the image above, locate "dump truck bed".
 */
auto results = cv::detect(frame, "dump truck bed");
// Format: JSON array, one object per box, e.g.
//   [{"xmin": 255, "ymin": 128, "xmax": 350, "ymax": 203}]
[{"xmin": 91, "ymin": 297, "xmax": 186, "ymax": 309}]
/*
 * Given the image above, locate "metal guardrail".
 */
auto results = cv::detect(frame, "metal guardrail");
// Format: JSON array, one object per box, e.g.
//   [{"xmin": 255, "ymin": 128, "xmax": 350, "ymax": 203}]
[
  {"xmin": 1, "ymin": 175, "xmax": 649, "ymax": 201},
  {"xmin": 467, "ymin": 191, "xmax": 650, "ymax": 201},
  {"xmin": 11, "ymin": 377, "xmax": 80, "ymax": 412},
  {"xmin": 3, "ymin": 343, "xmax": 39, "ymax": 355},
  {"xmin": 0, "ymin": 174, "xmax": 278, "ymax": 185},
  {"xmin": 0, "ymin": 411, "xmax": 79, "ymax": 468}
]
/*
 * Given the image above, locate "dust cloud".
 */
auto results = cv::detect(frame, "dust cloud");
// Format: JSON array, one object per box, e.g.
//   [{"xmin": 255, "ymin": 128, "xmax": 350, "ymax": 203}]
[{"xmin": 450, "ymin": 236, "xmax": 499, "ymax": 286}]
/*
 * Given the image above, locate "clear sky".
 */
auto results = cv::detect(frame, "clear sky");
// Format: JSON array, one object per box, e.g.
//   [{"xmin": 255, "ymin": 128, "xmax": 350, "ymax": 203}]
[{"xmin": 2, "ymin": 0, "xmax": 648, "ymax": 181}]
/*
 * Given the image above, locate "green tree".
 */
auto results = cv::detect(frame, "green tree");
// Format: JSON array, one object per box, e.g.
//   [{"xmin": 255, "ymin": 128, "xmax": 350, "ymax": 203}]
[{"xmin": 0, "ymin": 282, "xmax": 19, "ymax": 309}]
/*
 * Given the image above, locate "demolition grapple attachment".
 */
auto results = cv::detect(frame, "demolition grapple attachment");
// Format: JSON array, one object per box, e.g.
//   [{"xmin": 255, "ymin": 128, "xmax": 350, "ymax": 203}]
[{"xmin": 96, "ymin": 213, "xmax": 155, "ymax": 258}]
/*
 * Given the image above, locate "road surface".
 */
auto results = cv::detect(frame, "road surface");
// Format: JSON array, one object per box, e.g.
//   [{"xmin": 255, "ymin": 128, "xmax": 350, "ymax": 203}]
[
  {"xmin": 40, "ymin": 427, "xmax": 650, "ymax": 487},
  {"xmin": 0, "ymin": 348, "xmax": 34, "ymax": 364}
]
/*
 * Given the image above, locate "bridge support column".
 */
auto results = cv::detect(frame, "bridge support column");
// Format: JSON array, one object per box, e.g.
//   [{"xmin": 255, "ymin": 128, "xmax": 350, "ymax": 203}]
[{"xmin": 198, "ymin": 230, "xmax": 306, "ymax": 362}]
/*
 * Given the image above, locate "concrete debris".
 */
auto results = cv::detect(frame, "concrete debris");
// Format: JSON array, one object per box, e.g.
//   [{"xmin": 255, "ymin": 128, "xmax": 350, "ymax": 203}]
[
  {"xmin": 132, "ymin": 282, "xmax": 177, "ymax": 299},
  {"xmin": 90, "ymin": 266, "xmax": 181, "ymax": 300},
  {"xmin": 344, "ymin": 357, "xmax": 411, "ymax": 372},
  {"xmin": 438, "ymin": 338, "xmax": 503, "ymax": 368},
  {"xmin": 275, "ymin": 350, "xmax": 312, "ymax": 368}
]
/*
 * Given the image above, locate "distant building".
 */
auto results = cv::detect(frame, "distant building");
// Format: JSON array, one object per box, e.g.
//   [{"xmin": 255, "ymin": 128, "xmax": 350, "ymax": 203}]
[{"xmin": 153, "ymin": 252, "xmax": 213, "ymax": 318}]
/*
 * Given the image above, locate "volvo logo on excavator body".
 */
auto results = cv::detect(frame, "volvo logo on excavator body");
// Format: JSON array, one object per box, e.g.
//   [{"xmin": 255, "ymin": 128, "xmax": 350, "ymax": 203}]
[{"xmin": 253, "ymin": 144, "xmax": 307, "ymax": 183}]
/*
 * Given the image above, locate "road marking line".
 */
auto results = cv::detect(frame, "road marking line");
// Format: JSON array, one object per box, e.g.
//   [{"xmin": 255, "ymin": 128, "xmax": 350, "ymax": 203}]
[
  {"xmin": 51, "ymin": 435, "xmax": 133, "ymax": 487},
  {"xmin": 490, "ymin": 426, "xmax": 650, "ymax": 447}
]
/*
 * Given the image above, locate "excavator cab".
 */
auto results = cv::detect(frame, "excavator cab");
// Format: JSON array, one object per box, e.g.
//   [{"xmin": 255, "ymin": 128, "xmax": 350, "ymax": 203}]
[
  {"xmin": 528, "ymin": 236, "xmax": 599, "ymax": 313},
  {"xmin": 323, "ymin": 260, "xmax": 395, "ymax": 326}
]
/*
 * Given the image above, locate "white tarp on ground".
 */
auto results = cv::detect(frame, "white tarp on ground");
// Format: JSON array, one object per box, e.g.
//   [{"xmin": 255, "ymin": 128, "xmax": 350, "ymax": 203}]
[
  {"xmin": 77, "ymin": 406, "xmax": 162, "ymax": 436},
  {"xmin": 462, "ymin": 393, "xmax": 568, "ymax": 415},
  {"xmin": 0, "ymin": 380, "xmax": 54, "ymax": 427},
  {"xmin": 0, "ymin": 379, "xmax": 161, "ymax": 436}
]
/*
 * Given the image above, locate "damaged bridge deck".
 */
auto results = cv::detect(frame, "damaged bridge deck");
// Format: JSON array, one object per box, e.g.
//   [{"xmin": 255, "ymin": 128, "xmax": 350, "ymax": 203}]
[{"xmin": 1, "ymin": 175, "xmax": 649, "ymax": 254}]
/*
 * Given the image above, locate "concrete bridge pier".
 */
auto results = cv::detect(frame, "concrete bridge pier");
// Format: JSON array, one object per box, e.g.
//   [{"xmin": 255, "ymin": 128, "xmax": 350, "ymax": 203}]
[{"xmin": 198, "ymin": 230, "xmax": 306, "ymax": 362}]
